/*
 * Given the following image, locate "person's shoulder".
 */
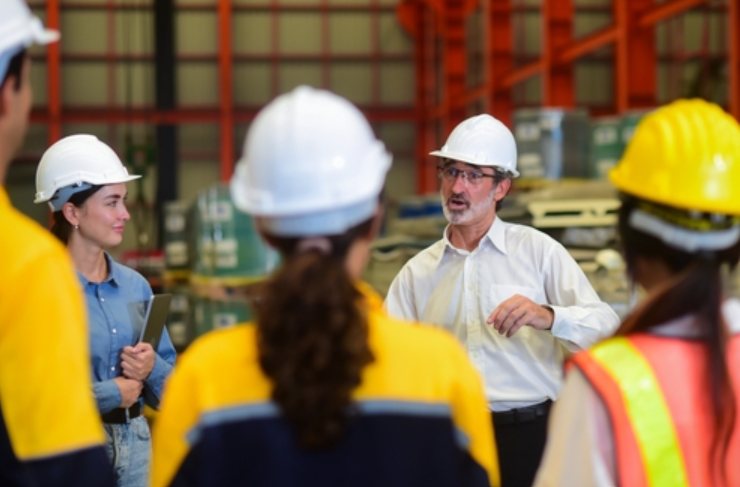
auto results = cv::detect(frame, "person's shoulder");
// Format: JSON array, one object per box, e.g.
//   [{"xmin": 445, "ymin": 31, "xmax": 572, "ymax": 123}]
[
  {"xmin": 373, "ymin": 312, "xmax": 468, "ymax": 363},
  {"xmin": 498, "ymin": 218, "xmax": 566, "ymax": 256},
  {"xmin": 173, "ymin": 325, "xmax": 270, "ymax": 403},
  {"xmin": 399, "ymin": 238, "xmax": 446, "ymax": 272},
  {"xmin": 180, "ymin": 325, "xmax": 256, "ymax": 370},
  {"xmin": 500, "ymin": 218, "xmax": 558, "ymax": 243},
  {"xmin": 0, "ymin": 207, "xmax": 70, "ymax": 272}
]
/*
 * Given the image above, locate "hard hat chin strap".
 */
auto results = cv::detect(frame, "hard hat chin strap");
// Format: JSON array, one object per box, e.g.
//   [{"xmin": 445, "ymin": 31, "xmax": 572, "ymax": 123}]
[{"xmin": 629, "ymin": 208, "xmax": 740, "ymax": 253}]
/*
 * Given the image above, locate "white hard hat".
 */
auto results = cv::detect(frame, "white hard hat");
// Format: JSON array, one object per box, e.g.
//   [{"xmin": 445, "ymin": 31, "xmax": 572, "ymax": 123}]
[
  {"xmin": 34, "ymin": 134, "xmax": 140, "ymax": 211},
  {"xmin": 430, "ymin": 114, "xmax": 519, "ymax": 177},
  {"xmin": 0, "ymin": 0, "xmax": 60, "ymax": 79},
  {"xmin": 230, "ymin": 85, "xmax": 392, "ymax": 237}
]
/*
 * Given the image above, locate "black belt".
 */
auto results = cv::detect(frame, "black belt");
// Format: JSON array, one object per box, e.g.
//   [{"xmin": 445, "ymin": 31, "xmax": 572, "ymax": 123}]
[
  {"xmin": 493, "ymin": 400, "xmax": 552, "ymax": 427},
  {"xmin": 101, "ymin": 402, "xmax": 141, "ymax": 424}
]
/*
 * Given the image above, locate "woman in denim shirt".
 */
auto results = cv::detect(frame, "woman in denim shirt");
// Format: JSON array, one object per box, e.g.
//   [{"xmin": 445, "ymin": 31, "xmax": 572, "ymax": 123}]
[{"xmin": 34, "ymin": 134, "xmax": 177, "ymax": 487}]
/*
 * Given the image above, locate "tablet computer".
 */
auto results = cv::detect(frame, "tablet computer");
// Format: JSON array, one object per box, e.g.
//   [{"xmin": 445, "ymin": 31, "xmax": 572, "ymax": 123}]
[{"xmin": 137, "ymin": 294, "xmax": 172, "ymax": 350}]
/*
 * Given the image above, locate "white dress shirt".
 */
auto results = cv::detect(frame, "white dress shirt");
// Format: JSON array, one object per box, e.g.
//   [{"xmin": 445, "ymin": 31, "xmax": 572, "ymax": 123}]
[
  {"xmin": 385, "ymin": 216, "xmax": 621, "ymax": 411},
  {"xmin": 533, "ymin": 298, "xmax": 740, "ymax": 487}
]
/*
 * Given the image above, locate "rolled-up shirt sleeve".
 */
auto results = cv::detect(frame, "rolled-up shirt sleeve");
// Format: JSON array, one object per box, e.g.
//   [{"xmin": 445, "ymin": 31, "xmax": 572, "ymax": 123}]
[
  {"xmin": 543, "ymin": 244, "xmax": 621, "ymax": 352},
  {"xmin": 94, "ymin": 379, "xmax": 122, "ymax": 414}
]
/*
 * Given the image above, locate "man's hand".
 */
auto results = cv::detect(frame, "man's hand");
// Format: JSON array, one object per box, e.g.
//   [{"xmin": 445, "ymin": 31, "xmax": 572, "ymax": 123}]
[
  {"xmin": 120, "ymin": 342, "xmax": 156, "ymax": 381},
  {"xmin": 113, "ymin": 377, "xmax": 143, "ymax": 408},
  {"xmin": 487, "ymin": 294, "xmax": 554, "ymax": 338}
]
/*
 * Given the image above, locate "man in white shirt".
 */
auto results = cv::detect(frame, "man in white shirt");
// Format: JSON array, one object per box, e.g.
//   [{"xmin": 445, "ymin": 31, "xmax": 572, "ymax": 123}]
[{"xmin": 385, "ymin": 114, "xmax": 620, "ymax": 487}]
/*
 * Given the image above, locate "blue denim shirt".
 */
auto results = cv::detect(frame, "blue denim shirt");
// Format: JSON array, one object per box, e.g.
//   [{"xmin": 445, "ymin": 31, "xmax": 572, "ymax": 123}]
[{"xmin": 79, "ymin": 253, "xmax": 177, "ymax": 414}]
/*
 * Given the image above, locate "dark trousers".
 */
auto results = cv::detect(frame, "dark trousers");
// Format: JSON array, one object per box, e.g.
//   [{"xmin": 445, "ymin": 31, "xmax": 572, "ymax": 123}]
[{"xmin": 491, "ymin": 406, "xmax": 550, "ymax": 487}]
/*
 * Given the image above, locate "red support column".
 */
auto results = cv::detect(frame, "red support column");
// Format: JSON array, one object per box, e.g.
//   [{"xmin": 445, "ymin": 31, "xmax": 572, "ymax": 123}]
[
  {"xmin": 730, "ymin": 0, "xmax": 740, "ymax": 120},
  {"xmin": 441, "ymin": 0, "xmax": 467, "ymax": 135},
  {"xmin": 489, "ymin": 0, "xmax": 513, "ymax": 127},
  {"xmin": 217, "ymin": 0, "xmax": 234, "ymax": 181},
  {"xmin": 398, "ymin": 0, "xmax": 440, "ymax": 194},
  {"xmin": 615, "ymin": 0, "xmax": 656, "ymax": 112},
  {"xmin": 46, "ymin": 0, "xmax": 62, "ymax": 144},
  {"xmin": 542, "ymin": 0, "xmax": 574, "ymax": 107}
]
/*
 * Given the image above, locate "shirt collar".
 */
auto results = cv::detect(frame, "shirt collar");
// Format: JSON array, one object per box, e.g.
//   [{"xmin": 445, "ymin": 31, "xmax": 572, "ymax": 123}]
[
  {"xmin": 77, "ymin": 252, "xmax": 120, "ymax": 286},
  {"xmin": 437, "ymin": 216, "xmax": 507, "ymax": 266},
  {"xmin": 488, "ymin": 216, "xmax": 507, "ymax": 255}
]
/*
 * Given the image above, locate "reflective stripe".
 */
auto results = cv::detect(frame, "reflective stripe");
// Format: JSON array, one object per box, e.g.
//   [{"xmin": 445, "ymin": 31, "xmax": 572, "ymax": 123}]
[{"xmin": 590, "ymin": 337, "xmax": 689, "ymax": 487}]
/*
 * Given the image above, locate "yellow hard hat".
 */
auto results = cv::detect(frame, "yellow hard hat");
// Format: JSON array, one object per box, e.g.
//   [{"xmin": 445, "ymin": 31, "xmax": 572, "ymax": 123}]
[{"xmin": 609, "ymin": 99, "xmax": 740, "ymax": 216}]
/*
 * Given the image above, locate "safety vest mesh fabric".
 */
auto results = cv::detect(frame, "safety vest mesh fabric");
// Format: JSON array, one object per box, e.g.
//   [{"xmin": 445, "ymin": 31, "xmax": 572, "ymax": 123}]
[{"xmin": 576, "ymin": 337, "xmax": 690, "ymax": 487}]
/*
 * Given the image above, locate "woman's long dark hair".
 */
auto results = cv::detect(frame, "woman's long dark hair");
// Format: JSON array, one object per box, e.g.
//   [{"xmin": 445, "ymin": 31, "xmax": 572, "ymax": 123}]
[
  {"xmin": 617, "ymin": 195, "xmax": 740, "ymax": 484},
  {"xmin": 255, "ymin": 217, "xmax": 376, "ymax": 450},
  {"xmin": 50, "ymin": 185, "xmax": 103, "ymax": 244}
]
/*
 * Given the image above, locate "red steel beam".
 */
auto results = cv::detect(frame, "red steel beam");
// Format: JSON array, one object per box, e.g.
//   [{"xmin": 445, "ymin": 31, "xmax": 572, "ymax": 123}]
[
  {"xmin": 419, "ymin": 5, "xmax": 438, "ymax": 193},
  {"xmin": 501, "ymin": 60, "xmax": 543, "ymax": 89},
  {"xmin": 731, "ymin": 0, "xmax": 740, "ymax": 120},
  {"xmin": 542, "ymin": 0, "xmax": 574, "ymax": 106},
  {"xmin": 217, "ymin": 0, "xmax": 233, "ymax": 181},
  {"xmin": 638, "ymin": 0, "xmax": 709, "ymax": 27},
  {"xmin": 489, "ymin": 0, "xmax": 513, "ymax": 127},
  {"xmin": 442, "ymin": 0, "xmax": 467, "ymax": 136},
  {"xmin": 29, "ymin": 107, "xmax": 415, "ymax": 124},
  {"xmin": 615, "ymin": 0, "xmax": 656, "ymax": 112},
  {"xmin": 46, "ymin": 0, "xmax": 62, "ymax": 144},
  {"xmin": 557, "ymin": 26, "xmax": 618, "ymax": 63}
]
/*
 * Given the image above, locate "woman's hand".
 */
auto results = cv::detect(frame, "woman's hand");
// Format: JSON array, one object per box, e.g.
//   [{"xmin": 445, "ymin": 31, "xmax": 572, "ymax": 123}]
[
  {"xmin": 120, "ymin": 343, "xmax": 156, "ymax": 381},
  {"xmin": 114, "ymin": 377, "xmax": 143, "ymax": 408}
]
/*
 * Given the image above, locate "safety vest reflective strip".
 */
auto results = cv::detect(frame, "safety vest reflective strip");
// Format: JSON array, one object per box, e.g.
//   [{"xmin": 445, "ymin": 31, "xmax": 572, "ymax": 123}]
[{"xmin": 589, "ymin": 337, "xmax": 690, "ymax": 487}]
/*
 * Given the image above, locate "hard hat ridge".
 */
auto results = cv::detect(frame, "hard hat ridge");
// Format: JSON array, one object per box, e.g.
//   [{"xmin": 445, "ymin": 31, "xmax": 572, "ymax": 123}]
[
  {"xmin": 230, "ymin": 85, "xmax": 392, "ymax": 237},
  {"xmin": 430, "ymin": 114, "xmax": 519, "ymax": 177},
  {"xmin": 610, "ymin": 99, "xmax": 740, "ymax": 216}
]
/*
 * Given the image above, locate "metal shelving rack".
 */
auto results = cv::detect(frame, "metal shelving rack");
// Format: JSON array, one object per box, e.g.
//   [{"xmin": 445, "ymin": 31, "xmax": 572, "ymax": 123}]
[
  {"xmin": 397, "ymin": 0, "xmax": 740, "ymax": 193},
  {"xmin": 28, "ymin": 0, "xmax": 416, "ymax": 181}
]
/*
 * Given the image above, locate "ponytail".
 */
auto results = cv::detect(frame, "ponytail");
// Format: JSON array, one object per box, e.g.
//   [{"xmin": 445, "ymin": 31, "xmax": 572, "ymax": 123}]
[
  {"xmin": 618, "ymin": 197, "xmax": 740, "ymax": 485},
  {"xmin": 255, "ymin": 218, "xmax": 375, "ymax": 449}
]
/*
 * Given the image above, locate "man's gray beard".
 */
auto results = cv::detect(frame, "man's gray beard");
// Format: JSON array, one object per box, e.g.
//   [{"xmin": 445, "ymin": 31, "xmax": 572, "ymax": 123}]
[{"xmin": 440, "ymin": 186, "xmax": 496, "ymax": 225}]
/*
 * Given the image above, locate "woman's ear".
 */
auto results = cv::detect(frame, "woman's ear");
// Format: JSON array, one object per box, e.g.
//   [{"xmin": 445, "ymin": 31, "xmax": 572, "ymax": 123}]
[{"xmin": 62, "ymin": 202, "xmax": 80, "ymax": 227}]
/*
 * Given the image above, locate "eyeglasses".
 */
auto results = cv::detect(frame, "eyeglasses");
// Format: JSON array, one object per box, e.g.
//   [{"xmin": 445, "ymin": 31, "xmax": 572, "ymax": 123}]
[{"xmin": 437, "ymin": 166, "xmax": 497, "ymax": 185}]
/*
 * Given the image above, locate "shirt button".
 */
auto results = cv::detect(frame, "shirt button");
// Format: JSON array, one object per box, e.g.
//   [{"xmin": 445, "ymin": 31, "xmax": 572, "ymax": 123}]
[
  {"xmin": 100, "ymin": 297, "xmax": 105, "ymax": 302},
  {"xmin": 112, "ymin": 329, "xmax": 117, "ymax": 334}
]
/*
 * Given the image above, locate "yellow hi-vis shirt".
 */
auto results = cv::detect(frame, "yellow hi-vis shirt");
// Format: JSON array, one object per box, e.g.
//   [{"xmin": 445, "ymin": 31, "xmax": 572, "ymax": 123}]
[
  {"xmin": 152, "ymin": 284, "xmax": 499, "ymax": 487},
  {"xmin": 0, "ymin": 188, "xmax": 112, "ymax": 486}
]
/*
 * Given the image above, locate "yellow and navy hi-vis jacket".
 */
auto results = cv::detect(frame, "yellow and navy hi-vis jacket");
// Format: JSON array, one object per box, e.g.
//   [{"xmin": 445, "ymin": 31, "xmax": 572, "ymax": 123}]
[
  {"xmin": 152, "ymin": 284, "xmax": 499, "ymax": 487},
  {"xmin": 0, "ymin": 188, "xmax": 114, "ymax": 486}
]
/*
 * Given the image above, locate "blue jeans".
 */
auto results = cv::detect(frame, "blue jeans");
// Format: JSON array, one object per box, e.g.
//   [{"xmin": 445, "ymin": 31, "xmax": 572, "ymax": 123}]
[{"xmin": 103, "ymin": 415, "xmax": 151, "ymax": 487}]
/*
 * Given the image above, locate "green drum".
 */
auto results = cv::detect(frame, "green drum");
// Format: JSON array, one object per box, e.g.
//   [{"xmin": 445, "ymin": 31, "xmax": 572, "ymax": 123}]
[{"xmin": 590, "ymin": 116, "xmax": 623, "ymax": 179}]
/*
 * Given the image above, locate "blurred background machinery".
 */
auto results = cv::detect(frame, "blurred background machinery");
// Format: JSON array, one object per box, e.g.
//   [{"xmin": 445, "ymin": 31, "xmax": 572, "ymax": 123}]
[{"xmin": 6, "ymin": 0, "xmax": 740, "ymax": 348}]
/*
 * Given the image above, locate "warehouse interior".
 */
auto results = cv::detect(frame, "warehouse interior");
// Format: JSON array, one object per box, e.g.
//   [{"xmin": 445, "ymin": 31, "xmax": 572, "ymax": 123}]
[{"xmin": 7, "ymin": 0, "xmax": 740, "ymax": 349}]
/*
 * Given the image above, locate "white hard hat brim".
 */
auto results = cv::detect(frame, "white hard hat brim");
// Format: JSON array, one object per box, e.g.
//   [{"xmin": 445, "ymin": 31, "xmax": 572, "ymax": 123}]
[
  {"xmin": 29, "ymin": 19, "xmax": 60, "ymax": 46},
  {"xmin": 33, "ymin": 174, "xmax": 141, "ymax": 204},
  {"xmin": 3, "ymin": 17, "xmax": 59, "ymax": 53}
]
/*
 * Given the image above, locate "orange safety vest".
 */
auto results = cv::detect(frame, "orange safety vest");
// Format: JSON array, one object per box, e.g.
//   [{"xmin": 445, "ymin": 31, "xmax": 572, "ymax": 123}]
[{"xmin": 569, "ymin": 333, "xmax": 740, "ymax": 487}]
